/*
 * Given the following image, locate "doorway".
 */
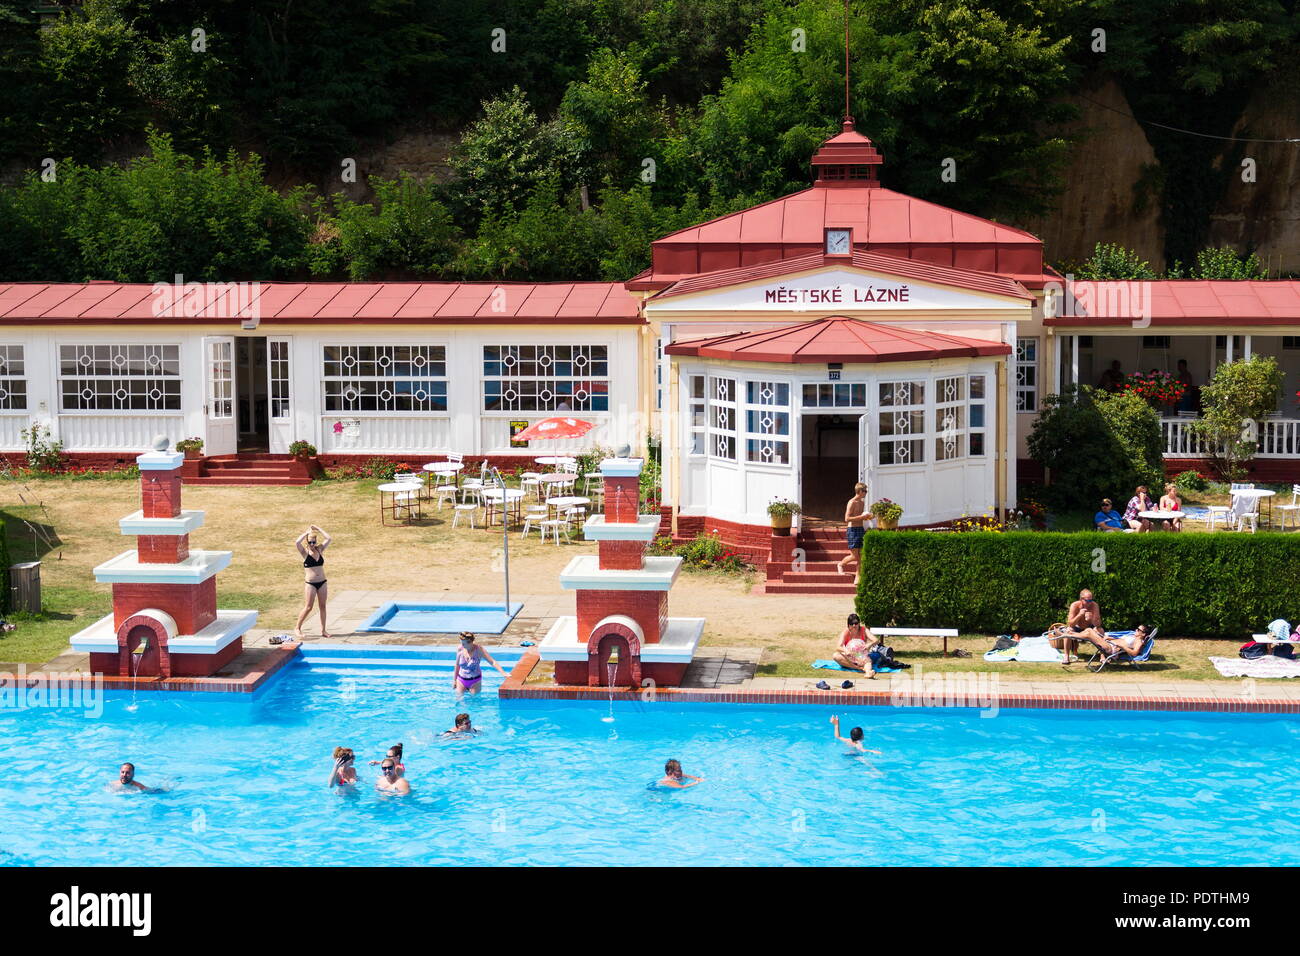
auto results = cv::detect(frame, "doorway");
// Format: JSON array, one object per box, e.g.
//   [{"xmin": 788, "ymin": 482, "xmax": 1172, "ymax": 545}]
[
  {"xmin": 800, "ymin": 413, "xmax": 861, "ymax": 521},
  {"xmin": 236, "ymin": 336, "xmax": 269, "ymax": 452}
]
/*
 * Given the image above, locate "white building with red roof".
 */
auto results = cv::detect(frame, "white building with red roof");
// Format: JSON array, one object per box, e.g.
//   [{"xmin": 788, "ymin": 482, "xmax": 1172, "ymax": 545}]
[{"xmin": 3, "ymin": 119, "xmax": 1300, "ymax": 590}]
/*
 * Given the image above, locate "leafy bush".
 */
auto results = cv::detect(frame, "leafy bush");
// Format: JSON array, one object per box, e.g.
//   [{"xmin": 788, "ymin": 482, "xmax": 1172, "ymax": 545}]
[
  {"xmin": 856, "ymin": 530, "xmax": 1300, "ymax": 638},
  {"xmin": 1027, "ymin": 386, "xmax": 1164, "ymax": 510},
  {"xmin": 1174, "ymin": 470, "xmax": 1209, "ymax": 493},
  {"xmin": 21, "ymin": 424, "xmax": 64, "ymax": 474},
  {"xmin": 647, "ymin": 533, "xmax": 748, "ymax": 573},
  {"xmin": 1190, "ymin": 356, "xmax": 1285, "ymax": 480},
  {"xmin": 1070, "ymin": 242, "xmax": 1159, "ymax": 280}
]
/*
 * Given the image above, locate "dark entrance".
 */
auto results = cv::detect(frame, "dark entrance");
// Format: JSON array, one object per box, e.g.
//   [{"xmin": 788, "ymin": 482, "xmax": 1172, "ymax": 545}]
[
  {"xmin": 800, "ymin": 413, "xmax": 860, "ymax": 521},
  {"xmin": 236, "ymin": 336, "xmax": 269, "ymax": 452}
]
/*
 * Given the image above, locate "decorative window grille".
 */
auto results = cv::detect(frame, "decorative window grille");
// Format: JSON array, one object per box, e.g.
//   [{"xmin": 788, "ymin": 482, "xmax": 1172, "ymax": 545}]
[
  {"xmin": 323, "ymin": 345, "xmax": 447, "ymax": 413},
  {"xmin": 1015, "ymin": 338, "xmax": 1038, "ymax": 411},
  {"xmin": 707, "ymin": 375, "xmax": 736, "ymax": 461},
  {"xmin": 59, "ymin": 344, "xmax": 181, "ymax": 411},
  {"xmin": 744, "ymin": 380, "xmax": 791, "ymax": 465},
  {"xmin": 483, "ymin": 345, "xmax": 608, "ymax": 412},
  {"xmin": 878, "ymin": 380, "xmax": 926, "ymax": 465},
  {"xmin": 934, "ymin": 376, "xmax": 966, "ymax": 462}
]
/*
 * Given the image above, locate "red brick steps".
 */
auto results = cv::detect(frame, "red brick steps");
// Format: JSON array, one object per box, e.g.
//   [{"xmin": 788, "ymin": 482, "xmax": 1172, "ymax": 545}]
[
  {"xmin": 183, "ymin": 453, "xmax": 312, "ymax": 487},
  {"xmin": 763, "ymin": 525, "xmax": 859, "ymax": 595}
]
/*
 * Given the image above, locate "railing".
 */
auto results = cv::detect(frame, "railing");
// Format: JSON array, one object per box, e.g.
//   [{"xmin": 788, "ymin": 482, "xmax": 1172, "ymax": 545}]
[{"xmin": 1162, "ymin": 416, "xmax": 1300, "ymax": 459}]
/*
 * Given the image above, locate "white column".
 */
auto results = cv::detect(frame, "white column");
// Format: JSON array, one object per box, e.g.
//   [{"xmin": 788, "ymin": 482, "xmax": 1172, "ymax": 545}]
[
  {"xmin": 1245, "ymin": 335, "xmax": 1253, "ymax": 359},
  {"xmin": 1071, "ymin": 334, "xmax": 1080, "ymax": 388}
]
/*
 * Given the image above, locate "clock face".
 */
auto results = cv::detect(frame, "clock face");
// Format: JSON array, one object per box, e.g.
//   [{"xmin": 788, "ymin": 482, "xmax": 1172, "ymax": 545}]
[{"xmin": 826, "ymin": 229, "xmax": 851, "ymax": 255}]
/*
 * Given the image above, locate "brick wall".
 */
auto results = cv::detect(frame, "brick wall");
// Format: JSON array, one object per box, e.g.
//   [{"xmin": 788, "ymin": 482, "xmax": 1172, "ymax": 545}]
[
  {"xmin": 603, "ymin": 476, "xmax": 640, "ymax": 522},
  {"xmin": 575, "ymin": 588, "xmax": 665, "ymax": 645},
  {"xmin": 141, "ymin": 471, "xmax": 183, "ymax": 518},
  {"xmin": 136, "ymin": 534, "xmax": 190, "ymax": 564},
  {"xmin": 112, "ymin": 577, "xmax": 216, "ymax": 636},
  {"xmin": 598, "ymin": 538, "xmax": 645, "ymax": 571}
]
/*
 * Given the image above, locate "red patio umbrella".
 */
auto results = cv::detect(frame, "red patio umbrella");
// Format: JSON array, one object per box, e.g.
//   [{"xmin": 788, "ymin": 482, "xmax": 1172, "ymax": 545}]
[{"xmin": 510, "ymin": 416, "xmax": 595, "ymax": 442}]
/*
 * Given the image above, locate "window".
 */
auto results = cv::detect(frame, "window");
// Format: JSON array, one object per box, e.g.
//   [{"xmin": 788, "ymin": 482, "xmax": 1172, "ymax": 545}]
[
  {"xmin": 1283, "ymin": 337, "xmax": 1300, "ymax": 350},
  {"xmin": 801, "ymin": 382, "xmax": 867, "ymax": 408},
  {"xmin": 1015, "ymin": 338, "xmax": 1038, "ymax": 412},
  {"xmin": 59, "ymin": 344, "xmax": 181, "ymax": 411},
  {"xmin": 269, "ymin": 341, "xmax": 291, "ymax": 419},
  {"xmin": 1142, "ymin": 335, "xmax": 1171, "ymax": 349},
  {"xmin": 0, "ymin": 345, "xmax": 27, "ymax": 411},
  {"xmin": 968, "ymin": 375, "xmax": 988, "ymax": 457},
  {"xmin": 686, "ymin": 375, "xmax": 706, "ymax": 455},
  {"xmin": 744, "ymin": 380, "xmax": 790, "ymax": 465},
  {"xmin": 323, "ymin": 345, "xmax": 447, "ymax": 413},
  {"xmin": 934, "ymin": 376, "xmax": 966, "ymax": 462},
  {"xmin": 707, "ymin": 375, "xmax": 736, "ymax": 461},
  {"xmin": 483, "ymin": 344, "xmax": 608, "ymax": 412},
  {"xmin": 878, "ymin": 380, "xmax": 925, "ymax": 465}
]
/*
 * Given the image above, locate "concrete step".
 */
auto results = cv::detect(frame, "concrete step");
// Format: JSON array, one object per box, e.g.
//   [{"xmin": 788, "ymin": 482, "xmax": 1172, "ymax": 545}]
[
  {"xmin": 761, "ymin": 581, "xmax": 859, "ymax": 595},
  {"xmin": 184, "ymin": 475, "xmax": 311, "ymax": 486},
  {"xmin": 779, "ymin": 570, "xmax": 858, "ymax": 584}
]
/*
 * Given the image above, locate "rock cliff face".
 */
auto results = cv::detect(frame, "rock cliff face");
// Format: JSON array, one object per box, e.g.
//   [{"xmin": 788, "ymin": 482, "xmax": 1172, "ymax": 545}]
[
  {"xmin": 1207, "ymin": 79, "xmax": 1300, "ymax": 275},
  {"xmin": 1022, "ymin": 74, "xmax": 1300, "ymax": 275},
  {"xmin": 1021, "ymin": 76, "xmax": 1165, "ymax": 271}
]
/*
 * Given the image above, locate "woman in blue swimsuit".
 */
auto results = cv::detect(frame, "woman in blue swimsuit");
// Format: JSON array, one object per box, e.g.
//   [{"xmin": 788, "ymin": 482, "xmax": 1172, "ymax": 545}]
[
  {"xmin": 453, "ymin": 632, "xmax": 507, "ymax": 698},
  {"xmin": 295, "ymin": 525, "xmax": 332, "ymax": 639}
]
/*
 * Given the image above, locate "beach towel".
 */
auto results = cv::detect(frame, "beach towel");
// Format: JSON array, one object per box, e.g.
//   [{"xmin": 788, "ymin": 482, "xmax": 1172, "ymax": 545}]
[
  {"xmin": 811, "ymin": 659, "xmax": 901, "ymax": 674},
  {"xmin": 1210, "ymin": 655, "xmax": 1300, "ymax": 679}
]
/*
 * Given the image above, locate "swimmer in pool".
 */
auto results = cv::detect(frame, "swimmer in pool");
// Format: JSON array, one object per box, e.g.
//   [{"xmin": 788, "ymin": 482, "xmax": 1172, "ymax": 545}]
[
  {"xmin": 658, "ymin": 759, "xmax": 702, "ymax": 789},
  {"xmin": 376, "ymin": 757, "xmax": 411, "ymax": 795},
  {"xmin": 328, "ymin": 747, "xmax": 358, "ymax": 789},
  {"xmin": 110, "ymin": 762, "xmax": 149, "ymax": 792},
  {"xmin": 440, "ymin": 713, "xmax": 480, "ymax": 737},
  {"xmin": 367, "ymin": 744, "xmax": 405, "ymax": 777},
  {"xmin": 453, "ymin": 632, "xmax": 507, "ymax": 698},
  {"xmin": 830, "ymin": 715, "xmax": 881, "ymax": 754}
]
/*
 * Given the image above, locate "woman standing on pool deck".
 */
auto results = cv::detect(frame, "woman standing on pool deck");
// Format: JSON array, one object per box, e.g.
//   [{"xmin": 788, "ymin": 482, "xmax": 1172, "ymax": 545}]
[
  {"xmin": 294, "ymin": 525, "xmax": 331, "ymax": 639},
  {"xmin": 453, "ymin": 632, "xmax": 507, "ymax": 697}
]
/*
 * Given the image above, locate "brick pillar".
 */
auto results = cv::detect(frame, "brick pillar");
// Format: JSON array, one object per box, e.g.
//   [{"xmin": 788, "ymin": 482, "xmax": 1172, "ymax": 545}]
[
  {"xmin": 141, "ymin": 470, "xmax": 183, "ymax": 518},
  {"xmin": 137, "ymin": 534, "xmax": 190, "ymax": 564},
  {"xmin": 602, "ymin": 476, "xmax": 640, "ymax": 523}
]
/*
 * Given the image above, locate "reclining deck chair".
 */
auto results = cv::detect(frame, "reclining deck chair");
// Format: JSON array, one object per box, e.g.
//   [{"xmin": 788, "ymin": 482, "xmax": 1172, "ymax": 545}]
[{"xmin": 1087, "ymin": 627, "xmax": 1158, "ymax": 673}]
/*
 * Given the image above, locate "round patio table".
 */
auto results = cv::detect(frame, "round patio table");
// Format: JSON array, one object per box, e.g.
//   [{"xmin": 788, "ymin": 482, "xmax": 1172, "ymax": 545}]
[
  {"xmin": 378, "ymin": 481, "xmax": 423, "ymax": 525},
  {"xmin": 537, "ymin": 472, "xmax": 579, "ymax": 494},
  {"xmin": 422, "ymin": 460, "xmax": 463, "ymax": 492},
  {"xmin": 481, "ymin": 487, "xmax": 524, "ymax": 527},
  {"xmin": 1138, "ymin": 509, "xmax": 1185, "ymax": 530},
  {"xmin": 546, "ymin": 495, "xmax": 591, "ymax": 523},
  {"xmin": 1232, "ymin": 488, "xmax": 1275, "ymax": 525}
]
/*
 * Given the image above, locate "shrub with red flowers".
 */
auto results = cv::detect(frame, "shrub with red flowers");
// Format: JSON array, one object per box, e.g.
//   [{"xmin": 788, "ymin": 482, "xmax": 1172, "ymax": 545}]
[{"xmin": 1122, "ymin": 370, "xmax": 1186, "ymax": 406}]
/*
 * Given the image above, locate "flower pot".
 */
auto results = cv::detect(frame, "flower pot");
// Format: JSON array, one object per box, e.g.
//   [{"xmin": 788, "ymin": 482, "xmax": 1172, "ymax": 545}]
[
  {"xmin": 877, "ymin": 516, "xmax": 899, "ymax": 530},
  {"xmin": 770, "ymin": 514, "xmax": 793, "ymax": 536},
  {"xmin": 182, "ymin": 448, "xmax": 202, "ymax": 460}
]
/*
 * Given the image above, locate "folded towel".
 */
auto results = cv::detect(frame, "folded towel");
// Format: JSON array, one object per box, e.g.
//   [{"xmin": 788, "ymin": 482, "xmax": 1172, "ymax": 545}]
[
  {"xmin": 1210, "ymin": 655, "xmax": 1300, "ymax": 678},
  {"xmin": 811, "ymin": 659, "xmax": 900, "ymax": 674}
]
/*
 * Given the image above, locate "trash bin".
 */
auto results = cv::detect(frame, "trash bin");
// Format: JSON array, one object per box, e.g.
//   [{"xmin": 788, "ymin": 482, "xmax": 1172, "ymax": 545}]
[{"xmin": 9, "ymin": 561, "xmax": 40, "ymax": 614}]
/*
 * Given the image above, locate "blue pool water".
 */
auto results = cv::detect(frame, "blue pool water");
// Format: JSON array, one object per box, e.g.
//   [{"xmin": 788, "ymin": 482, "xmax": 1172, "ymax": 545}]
[
  {"xmin": 359, "ymin": 601, "xmax": 523, "ymax": 634},
  {"xmin": 1, "ymin": 659, "xmax": 1298, "ymax": 866}
]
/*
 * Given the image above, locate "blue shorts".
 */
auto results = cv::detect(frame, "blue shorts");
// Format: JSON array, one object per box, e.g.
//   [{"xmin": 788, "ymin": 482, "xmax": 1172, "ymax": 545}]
[{"xmin": 846, "ymin": 526, "xmax": 865, "ymax": 550}]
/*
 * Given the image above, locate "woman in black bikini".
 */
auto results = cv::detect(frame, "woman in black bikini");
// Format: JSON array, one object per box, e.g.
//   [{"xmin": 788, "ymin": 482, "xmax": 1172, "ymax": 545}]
[{"xmin": 295, "ymin": 525, "xmax": 332, "ymax": 639}]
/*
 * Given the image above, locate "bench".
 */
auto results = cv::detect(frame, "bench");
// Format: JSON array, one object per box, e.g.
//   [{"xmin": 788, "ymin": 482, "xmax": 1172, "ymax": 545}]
[{"xmin": 870, "ymin": 627, "xmax": 960, "ymax": 657}]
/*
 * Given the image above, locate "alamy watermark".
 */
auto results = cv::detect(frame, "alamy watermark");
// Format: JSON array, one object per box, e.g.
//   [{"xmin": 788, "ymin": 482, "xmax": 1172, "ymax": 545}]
[
  {"xmin": 1, "ymin": 665, "xmax": 103, "ymax": 718},
  {"xmin": 890, "ymin": 665, "xmax": 1000, "ymax": 717},
  {"xmin": 150, "ymin": 275, "xmax": 261, "ymax": 327}
]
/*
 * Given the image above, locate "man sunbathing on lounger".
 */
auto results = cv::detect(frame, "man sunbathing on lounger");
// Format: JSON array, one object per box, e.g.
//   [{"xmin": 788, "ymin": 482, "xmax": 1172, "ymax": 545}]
[{"xmin": 1076, "ymin": 623, "xmax": 1152, "ymax": 661}]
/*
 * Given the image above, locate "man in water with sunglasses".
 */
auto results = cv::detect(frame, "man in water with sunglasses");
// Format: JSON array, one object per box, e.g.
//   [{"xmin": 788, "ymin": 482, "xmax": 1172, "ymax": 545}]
[{"xmin": 376, "ymin": 757, "xmax": 411, "ymax": 795}]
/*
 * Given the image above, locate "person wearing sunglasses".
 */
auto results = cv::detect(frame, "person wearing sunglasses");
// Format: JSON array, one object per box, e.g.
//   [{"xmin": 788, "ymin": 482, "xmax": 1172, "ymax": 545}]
[
  {"xmin": 376, "ymin": 757, "xmax": 411, "ymax": 795},
  {"xmin": 328, "ymin": 747, "xmax": 358, "ymax": 789},
  {"xmin": 440, "ymin": 713, "xmax": 480, "ymax": 738},
  {"xmin": 368, "ymin": 743, "xmax": 405, "ymax": 777},
  {"xmin": 453, "ymin": 632, "xmax": 507, "ymax": 698}
]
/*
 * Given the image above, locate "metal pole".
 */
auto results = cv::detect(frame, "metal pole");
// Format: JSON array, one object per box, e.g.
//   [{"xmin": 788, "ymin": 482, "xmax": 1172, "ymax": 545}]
[{"xmin": 488, "ymin": 465, "xmax": 510, "ymax": 615}]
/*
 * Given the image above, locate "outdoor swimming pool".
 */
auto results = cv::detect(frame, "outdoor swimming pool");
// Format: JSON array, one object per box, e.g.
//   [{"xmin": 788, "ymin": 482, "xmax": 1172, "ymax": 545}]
[
  {"xmin": 358, "ymin": 601, "xmax": 523, "ymax": 634},
  {"xmin": 2, "ymin": 661, "xmax": 1297, "ymax": 866}
]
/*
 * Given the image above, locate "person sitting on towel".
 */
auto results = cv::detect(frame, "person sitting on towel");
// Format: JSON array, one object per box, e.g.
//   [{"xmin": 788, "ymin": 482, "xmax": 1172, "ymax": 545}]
[{"xmin": 833, "ymin": 613, "xmax": 880, "ymax": 677}]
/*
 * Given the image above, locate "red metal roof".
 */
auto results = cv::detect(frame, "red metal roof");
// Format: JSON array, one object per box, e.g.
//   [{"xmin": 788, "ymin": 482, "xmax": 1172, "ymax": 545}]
[
  {"xmin": 0, "ymin": 282, "xmax": 642, "ymax": 325},
  {"xmin": 1044, "ymin": 281, "xmax": 1300, "ymax": 327},
  {"xmin": 664, "ymin": 316, "xmax": 1011, "ymax": 365},
  {"xmin": 635, "ymin": 186, "xmax": 1046, "ymax": 290},
  {"xmin": 651, "ymin": 250, "xmax": 1032, "ymax": 303}
]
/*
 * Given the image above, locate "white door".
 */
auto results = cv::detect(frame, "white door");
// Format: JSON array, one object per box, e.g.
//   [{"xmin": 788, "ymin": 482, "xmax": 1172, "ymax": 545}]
[
  {"xmin": 857, "ymin": 412, "xmax": 873, "ymax": 492},
  {"xmin": 203, "ymin": 335, "xmax": 237, "ymax": 456},
  {"xmin": 267, "ymin": 336, "xmax": 293, "ymax": 453}
]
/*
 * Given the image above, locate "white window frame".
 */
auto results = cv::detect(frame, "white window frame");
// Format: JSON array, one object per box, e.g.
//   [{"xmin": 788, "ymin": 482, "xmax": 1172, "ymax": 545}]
[
  {"xmin": 934, "ymin": 375, "xmax": 966, "ymax": 462},
  {"xmin": 968, "ymin": 374, "xmax": 988, "ymax": 458},
  {"xmin": 269, "ymin": 338, "xmax": 292, "ymax": 421},
  {"xmin": 877, "ymin": 379, "xmax": 926, "ymax": 466},
  {"xmin": 58, "ymin": 343, "xmax": 182, "ymax": 414},
  {"xmin": 686, "ymin": 373, "xmax": 706, "ymax": 456},
  {"xmin": 482, "ymin": 344, "xmax": 609, "ymax": 413},
  {"xmin": 0, "ymin": 345, "xmax": 28, "ymax": 411},
  {"xmin": 743, "ymin": 379, "xmax": 791, "ymax": 466},
  {"xmin": 1015, "ymin": 337, "xmax": 1038, "ymax": 412},
  {"xmin": 322, "ymin": 344, "xmax": 448, "ymax": 414},
  {"xmin": 801, "ymin": 381, "xmax": 868, "ymax": 409},
  {"xmin": 707, "ymin": 374, "xmax": 737, "ymax": 462}
]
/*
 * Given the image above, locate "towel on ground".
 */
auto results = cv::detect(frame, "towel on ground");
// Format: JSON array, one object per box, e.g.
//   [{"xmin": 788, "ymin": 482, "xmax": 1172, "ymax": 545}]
[
  {"xmin": 811, "ymin": 659, "xmax": 901, "ymax": 674},
  {"xmin": 983, "ymin": 630, "xmax": 1138, "ymax": 663},
  {"xmin": 1209, "ymin": 655, "xmax": 1300, "ymax": 679}
]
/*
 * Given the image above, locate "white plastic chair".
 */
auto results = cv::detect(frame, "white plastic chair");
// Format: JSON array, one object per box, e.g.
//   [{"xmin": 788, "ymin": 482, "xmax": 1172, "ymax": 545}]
[
  {"xmin": 540, "ymin": 507, "xmax": 571, "ymax": 544},
  {"xmin": 451, "ymin": 502, "xmax": 478, "ymax": 528},
  {"xmin": 1235, "ymin": 493, "xmax": 1261, "ymax": 533},
  {"xmin": 519, "ymin": 472, "xmax": 542, "ymax": 501},
  {"xmin": 1276, "ymin": 484, "xmax": 1300, "ymax": 530},
  {"xmin": 432, "ymin": 483, "xmax": 459, "ymax": 511},
  {"xmin": 519, "ymin": 505, "xmax": 549, "ymax": 539}
]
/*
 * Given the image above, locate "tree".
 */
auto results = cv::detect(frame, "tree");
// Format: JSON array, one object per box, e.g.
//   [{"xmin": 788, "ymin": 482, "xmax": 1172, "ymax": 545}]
[
  {"xmin": 1027, "ymin": 385, "xmax": 1164, "ymax": 510},
  {"xmin": 1190, "ymin": 356, "xmax": 1285, "ymax": 480},
  {"xmin": 1167, "ymin": 246, "xmax": 1268, "ymax": 279},
  {"xmin": 1069, "ymin": 242, "xmax": 1159, "ymax": 279}
]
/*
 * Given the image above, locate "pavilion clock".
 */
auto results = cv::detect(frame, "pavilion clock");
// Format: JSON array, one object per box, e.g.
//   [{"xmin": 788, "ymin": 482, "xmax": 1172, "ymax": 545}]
[{"xmin": 826, "ymin": 228, "xmax": 851, "ymax": 255}]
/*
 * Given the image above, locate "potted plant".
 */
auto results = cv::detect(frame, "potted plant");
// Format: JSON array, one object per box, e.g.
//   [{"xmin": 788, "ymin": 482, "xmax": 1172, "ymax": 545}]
[
  {"xmin": 288, "ymin": 440, "xmax": 322, "ymax": 479},
  {"xmin": 767, "ymin": 498, "xmax": 801, "ymax": 536},
  {"xmin": 175, "ymin": 437, "xmax": 204, "ymax": 459},
  {"xmin": 870, "ymin": 497, "xmax": 903, "ymax": 530}
]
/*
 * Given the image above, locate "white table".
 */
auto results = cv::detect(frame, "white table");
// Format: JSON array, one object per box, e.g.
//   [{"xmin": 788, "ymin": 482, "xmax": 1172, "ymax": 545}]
[
  {"xmin": 481, "ymin": 488, "xmax": 525, "ymax": 527},
  {"xmin": 537, "ymin": 472, "xmax": 578, "ymax": 494},
  {"xmin": 1139, "ymin": 509, "xmax": 1186, "ymax": 529},
  {"xmin": 546, "ymin": 495, "xmax": 591, "ymax": 523},
  {"xmin": 1232, "ymin": 488, "xmax": 1275, "ymax": 525},
  {"xmin": 378, "ymin": 481, "xmax": 423, "ymax": 525}
]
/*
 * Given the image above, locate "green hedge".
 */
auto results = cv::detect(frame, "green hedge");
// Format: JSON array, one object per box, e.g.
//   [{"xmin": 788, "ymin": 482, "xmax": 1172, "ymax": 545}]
[{"xmin": 856, "ymin": 530, "xmax": 1300, "ymax": 638}]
